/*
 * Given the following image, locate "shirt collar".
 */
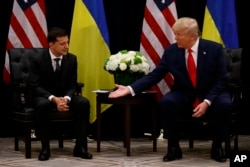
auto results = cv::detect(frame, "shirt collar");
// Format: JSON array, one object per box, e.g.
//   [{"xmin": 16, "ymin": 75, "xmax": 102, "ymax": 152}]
[
  {"xmin": 186, "ymin": 38, "xmax": 199, "ymax": 54},
  {"xmin": 49, "ymin": 49, "xmax": 63, "ymax": 60}
]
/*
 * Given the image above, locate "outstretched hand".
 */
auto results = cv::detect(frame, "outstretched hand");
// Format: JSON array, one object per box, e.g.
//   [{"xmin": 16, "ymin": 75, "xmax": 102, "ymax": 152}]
[{"xmin": 108, "ymin": 84, "xmax": 131, "ymax": 98}]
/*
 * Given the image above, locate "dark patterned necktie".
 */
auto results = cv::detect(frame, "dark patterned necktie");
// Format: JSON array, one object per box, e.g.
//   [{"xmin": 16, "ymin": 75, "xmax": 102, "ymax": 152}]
[{"xmin": 54, "ymin": 58, "xmax": 61, "ymax": 73}]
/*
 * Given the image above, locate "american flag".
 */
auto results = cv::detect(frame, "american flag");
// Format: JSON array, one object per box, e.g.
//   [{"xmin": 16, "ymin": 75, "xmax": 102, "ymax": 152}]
[
  {"xmin": 3, "ymin": 0, "xmax": 48, "ymax": 84},
  {"xmin": 140, "ymin": 0, "xmax": 177, "ymax": 100}
]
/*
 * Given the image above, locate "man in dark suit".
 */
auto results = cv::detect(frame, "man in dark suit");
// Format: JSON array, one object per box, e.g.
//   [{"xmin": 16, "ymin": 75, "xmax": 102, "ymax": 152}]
[
  {"xmin": 29, "ymin": 27, "xmax": 92, "ymax": 161},
  {"xmin": 109, "ymin": 17, "xmax": 231, "ymax": 163}
]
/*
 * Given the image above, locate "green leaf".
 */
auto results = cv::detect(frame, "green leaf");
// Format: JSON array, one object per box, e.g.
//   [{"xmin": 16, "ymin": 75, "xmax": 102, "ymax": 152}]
[
  {"xmin": 119, "ymin": 50, "xmax": 128, "ymax": 54},
  {"xmin": 134, "ymin": 56, "xmax": 142, "ymax": 64}
]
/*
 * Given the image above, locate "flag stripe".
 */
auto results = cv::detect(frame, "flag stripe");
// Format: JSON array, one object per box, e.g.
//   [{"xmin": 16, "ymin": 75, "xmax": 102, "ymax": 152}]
[
  {"xmin": 162, "ymin": 2, "xmax": 177, "ymax": 24},
  {"xmin": 13, "ymin": 1, "xmax": 46, "ymax": 47},
  {"xmin": 3, "ymin": 0, "xmax": 48, "ymax": 84},
  {"xmin": 141, "ymin": 20, "xmax": 164, "ymax": 61},
  {"xmin": 83, "ymin": 0, "xmax": 109, "ymax": 45},
  {"xmin": 140, "ymin": 32, "xmax": 161, "ymax": 66},
  {"xmin": 162, "ymin": 5, "xmax": 176, "ymax": 28},
  {"xmin": 140, "ymin": 0, "xmax": 177, "ymax": 99},
  {"xmin": 10, "ymin": 15, "xmax": 33, "ymax": 47},
  {"xmin": 25, "ymin": 6, "xmax": 47, "ymax": 46},
  {"xmin": 7, "ymin": 39, "xmax": 15, "ymax": 49},
  {"xmin": 202, "ymin": 0, "xmax": 239, "ymax": 48},
  {"xmin": 31, "ymin": 3, "xmax": 47, "ymax": 37},
  {"xmin": 144, "ymin": 7, "xmax": 170, "ymax": 49},
  {"xmin": 69, "ymin": 0, "xmax": 114, "ymax": 123}
]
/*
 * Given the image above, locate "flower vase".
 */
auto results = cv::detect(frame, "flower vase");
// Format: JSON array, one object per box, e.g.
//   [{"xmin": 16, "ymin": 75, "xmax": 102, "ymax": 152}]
[{"xmin": 114, "ymin": 73, "xmax": 143, "ymax": 86}]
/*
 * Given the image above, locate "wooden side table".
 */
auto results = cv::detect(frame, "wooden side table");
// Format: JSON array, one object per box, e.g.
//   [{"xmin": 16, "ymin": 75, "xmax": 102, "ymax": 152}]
[{"xmin": 95, "ymin": 90, "xmax": 158, "ymax": 156}]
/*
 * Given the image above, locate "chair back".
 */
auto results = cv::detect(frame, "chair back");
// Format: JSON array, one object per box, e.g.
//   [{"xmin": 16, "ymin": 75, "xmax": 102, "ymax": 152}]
[
  {"xmin": 223, "ymin": 48, "xmax": 242, "ymax": 85},
  {"xmin": 9, "ymin": 48, "xmax": 46, "ymax": 86}
]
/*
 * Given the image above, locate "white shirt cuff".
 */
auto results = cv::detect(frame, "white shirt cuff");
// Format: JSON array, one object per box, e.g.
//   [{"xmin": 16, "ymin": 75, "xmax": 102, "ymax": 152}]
[
  {"xmin": 49, "ymin": 95, "xmax": 54, "ymax": 101},
  {"xmin": 204, "ymin": 99, "xmax": 211, "ymax": 106},
  {"xmin": 127, "ymin": 86, "xmax": 135, "ymax": 96}
]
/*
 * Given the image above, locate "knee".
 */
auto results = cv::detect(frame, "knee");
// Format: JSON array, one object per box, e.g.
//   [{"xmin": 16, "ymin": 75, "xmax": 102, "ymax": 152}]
[
  {"xmin": 213, "ymin": 101, "xmax": 232, "ymax": 119},
  {"xmin": 220, "ymin": 100, "xmax": 233, "ymax": 114},
  {"xmin": 75, "ymin": 96, "xmax": 90, "ymax": 111},
  {"xmin": 35, "ymin": 99, "xmax": 50, "ymax": 110},
  {"xmin": 159, "ymin": 98, "xmax": 175, "ymax": 115}
]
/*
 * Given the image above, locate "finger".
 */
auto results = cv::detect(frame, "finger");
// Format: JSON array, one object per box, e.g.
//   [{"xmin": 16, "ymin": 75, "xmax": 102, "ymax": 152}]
[
  {"xmin": 192, "ymin": 112, "xmax": 200, "ymax": 117},
  {"xmin": 108, "ymin": 92, "xmax": 117, "ymax": 98}
]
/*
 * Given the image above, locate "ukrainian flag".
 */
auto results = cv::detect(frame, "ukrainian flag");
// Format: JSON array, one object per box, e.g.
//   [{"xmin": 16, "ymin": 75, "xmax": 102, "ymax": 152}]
[
  {"xmin": 202, "ymin": 0, "xmax": 239, "ymax": 48},
  {"xmin": 69, "ymin": 0, "xmax": 114, "ymax": 123}
]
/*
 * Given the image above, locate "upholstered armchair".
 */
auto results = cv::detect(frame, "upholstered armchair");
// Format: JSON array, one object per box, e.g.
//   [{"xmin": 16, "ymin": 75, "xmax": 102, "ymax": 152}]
[
  {"xmin": 8, "ymin": 48, "xmax": 84, "ymax": 158},
  {"xmin": 223, "ymin": 48, "xmax": 243, "ymax": 153}
]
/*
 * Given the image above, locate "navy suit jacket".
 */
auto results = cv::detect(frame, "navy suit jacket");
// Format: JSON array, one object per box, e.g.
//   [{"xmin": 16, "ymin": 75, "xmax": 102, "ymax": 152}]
[
  {"xmin": 131, "ymin": 38, "xmax": 229, "ymax": 103},
  {"xmin": 29, "ymin": 48, "xmax": 77, "ymax": 99}
]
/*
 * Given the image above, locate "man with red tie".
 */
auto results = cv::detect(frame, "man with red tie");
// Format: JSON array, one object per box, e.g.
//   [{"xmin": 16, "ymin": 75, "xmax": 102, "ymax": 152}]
[{"xmin": 109, "ymin": 17, "xmax": 231, "ymax": 163}]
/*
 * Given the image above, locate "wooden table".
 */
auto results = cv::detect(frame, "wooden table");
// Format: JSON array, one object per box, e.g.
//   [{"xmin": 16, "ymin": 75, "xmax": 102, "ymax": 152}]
[{"xmin": 95, "ymin": 90, "xmax": 158, "ymax": 156}]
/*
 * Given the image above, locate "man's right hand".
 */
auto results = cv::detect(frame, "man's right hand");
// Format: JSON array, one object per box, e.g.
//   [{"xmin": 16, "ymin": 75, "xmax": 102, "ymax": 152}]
[
  {"xmin": 52, "ymin": 97, "xmax": 69, "ymax": 112},
  {"xmin": 108, "ymin": 84, "xmax": 131, "ymax": 98},
  {"xmin": 57, "ymin": 102, "xmax": 69, "ymax": 112}
]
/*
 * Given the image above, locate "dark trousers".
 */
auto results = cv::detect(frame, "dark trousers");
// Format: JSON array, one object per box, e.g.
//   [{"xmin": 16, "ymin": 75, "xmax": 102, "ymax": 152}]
[
  {"xmin": 160, "ymin": 91, "xmax": 232, "ymax": 148},
  {"xmin": 33, "ymin": 95, "xmax": 90, "ymax": 150}
]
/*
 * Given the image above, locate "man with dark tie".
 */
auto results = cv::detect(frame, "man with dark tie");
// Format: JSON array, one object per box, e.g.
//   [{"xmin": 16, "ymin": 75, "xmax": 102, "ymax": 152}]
[
  {"xmin": 29, "ymin": 27, "xmax": 92, "ymax": 161},
  {"xmin": 108, "ymin": 17, "xmax": 231, "ymax": 163}
]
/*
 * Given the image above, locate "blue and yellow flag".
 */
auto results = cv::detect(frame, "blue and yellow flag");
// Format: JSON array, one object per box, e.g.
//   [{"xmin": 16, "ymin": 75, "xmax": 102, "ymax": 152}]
[
  {"xmin": 202, "ymin": 0, "xmax": 239, "ymax": 48},
  {"xmin": 69, "ymin": 0, "xmax": 114, "ymax": 123}
]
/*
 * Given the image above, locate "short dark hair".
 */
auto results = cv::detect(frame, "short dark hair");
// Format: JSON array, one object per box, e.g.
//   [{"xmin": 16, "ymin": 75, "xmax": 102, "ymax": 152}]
[{"xmin": 47, "ymin": 27, "xmax": 68, "ymax": 43}]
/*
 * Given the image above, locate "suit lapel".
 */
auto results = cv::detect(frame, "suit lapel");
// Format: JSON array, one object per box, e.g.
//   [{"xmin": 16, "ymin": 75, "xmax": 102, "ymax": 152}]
[
  {"xmin": 43, "ymin": 51, "xmax": 54, "ymax": 79},
  {"xmin": 60, "ymin": 55, "xmax": 68, "ymax": 81},
  {"xmin": 178, "ymin": 48, "xmax": 191, "ymax": 82},
  {"xmin": 196, "ymin": 40, "xmax": 208, "ymax": 87}
]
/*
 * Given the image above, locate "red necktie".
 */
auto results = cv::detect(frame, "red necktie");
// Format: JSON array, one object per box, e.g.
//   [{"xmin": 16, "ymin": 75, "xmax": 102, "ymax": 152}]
[
  {"xmin": 187, "ymin": 49, "xmax": 196, "ymax": 87},
  {"xmin": 187, "ymin": 49, "xmax": 200, "ymax": 108}
]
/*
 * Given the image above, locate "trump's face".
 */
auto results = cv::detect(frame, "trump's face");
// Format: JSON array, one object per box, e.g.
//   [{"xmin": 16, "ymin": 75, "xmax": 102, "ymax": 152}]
[{"xmin": 174, "ymin": 29, "xmax": 194, "ymax": 49}]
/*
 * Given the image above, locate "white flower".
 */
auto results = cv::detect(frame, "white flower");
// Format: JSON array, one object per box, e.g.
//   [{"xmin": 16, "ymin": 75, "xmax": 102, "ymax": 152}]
[
  {"xmin": 119, "ymin": 62, "xmax": 127, "ymax": 71},
  {"xmin": 104, "ymin": 50, "xmax": 150, "ymax": 75}
]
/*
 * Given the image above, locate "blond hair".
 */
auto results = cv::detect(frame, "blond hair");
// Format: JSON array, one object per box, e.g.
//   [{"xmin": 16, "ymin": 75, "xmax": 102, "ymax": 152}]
[{"xmin": 172, "ymin": 17, "xmax": 201, "ymax": 38}]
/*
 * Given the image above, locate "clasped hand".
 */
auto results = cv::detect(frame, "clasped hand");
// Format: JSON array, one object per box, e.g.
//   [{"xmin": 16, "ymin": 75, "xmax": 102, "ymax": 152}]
[{"xmin": 53, "ymin": 97, "xmax": 69, "ymax": 112}]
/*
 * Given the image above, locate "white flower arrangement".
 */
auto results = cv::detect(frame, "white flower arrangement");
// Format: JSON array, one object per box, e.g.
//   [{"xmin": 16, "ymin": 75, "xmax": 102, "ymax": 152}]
[{"xmin": 104, "ymin": 50, "xmax": 150, "ymax": 75}]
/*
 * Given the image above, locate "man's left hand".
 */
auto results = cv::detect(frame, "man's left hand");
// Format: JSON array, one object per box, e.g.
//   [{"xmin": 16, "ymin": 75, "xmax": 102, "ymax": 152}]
[{"xmin": 192, "ymin": 101, "xmax": 209, "ymax": 118}]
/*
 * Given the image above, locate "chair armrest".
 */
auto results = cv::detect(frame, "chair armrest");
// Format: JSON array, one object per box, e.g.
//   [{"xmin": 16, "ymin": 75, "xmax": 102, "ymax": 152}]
[
  {"xmin": 10, "ymin": 82, "xmax": 32, "ymax": 112},
  {"xmin": 76, "ymin": 82, "xmax": 84, "ymax": 95},
  {"xmin": 13, "ymin": 83, "xmax": 27, "ymax": 104},
  {"xmin": 227, "ymin": 83, "xmax": 242, "ymax": 103},
  {"xmin": 227, "ymin": 83, "xmax": 242, "ymax": 92}
]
